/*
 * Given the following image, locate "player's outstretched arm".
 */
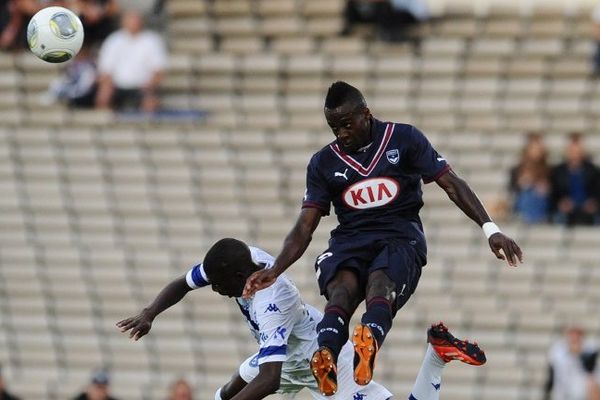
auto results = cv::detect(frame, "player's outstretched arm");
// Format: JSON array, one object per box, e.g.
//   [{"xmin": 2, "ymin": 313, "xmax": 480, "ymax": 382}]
[
  {"xmin": 243, "ymin": 207, "xmax": 322, "ymax": 298},
  {"xmin": 435, "ymin": 170, "xmax": 523, "ymax": 267},
  {"xmin": 116, "ymin": 275, "xmax": 192, "ymax": 340}
]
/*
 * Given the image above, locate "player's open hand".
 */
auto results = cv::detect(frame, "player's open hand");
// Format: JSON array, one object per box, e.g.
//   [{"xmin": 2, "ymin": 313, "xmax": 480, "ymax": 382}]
[
  {"xmin": 243, "ymin": 268, "xmax": 278, "ymax": 298},
  {"xmin": 116, "ymin": 312, "xmax": 153, "ymax": 341},
  {"xmin": 488, "ymin": 232, "xmax": 523, "ymax": 267}
]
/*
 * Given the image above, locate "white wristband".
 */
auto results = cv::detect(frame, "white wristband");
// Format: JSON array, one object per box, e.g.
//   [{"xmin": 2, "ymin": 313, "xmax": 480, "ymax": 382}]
[
  {"xmin": 215, "ymin": 388, "xmax": 223, "ymax": 400},
  {"xmin": 482, "ymin": 222, "xmax": 501, "ymax": 239}
]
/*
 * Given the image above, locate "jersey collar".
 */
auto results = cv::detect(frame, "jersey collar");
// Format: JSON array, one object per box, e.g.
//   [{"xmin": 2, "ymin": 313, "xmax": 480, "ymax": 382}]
[
  {"xmin": 329, "ymin": 121, "xmax": 395, "ymax": 177},
  {"xmin": 356, "ymin": 142, "xmax": 373, "ymax": 153}
]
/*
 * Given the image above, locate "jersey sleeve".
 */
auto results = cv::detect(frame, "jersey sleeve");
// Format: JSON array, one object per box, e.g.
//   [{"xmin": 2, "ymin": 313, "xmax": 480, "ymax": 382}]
[
  {"xmin": 301, "ymin": 154, "xmax": 331, "ymax": 215},
  {"xmin": 185, "ymin": 263, "xmax": 210, "ymax": 289},
  {"xmin": 253, "ymin": 288, "xmax": 299, "ymax": 365},
  {"xmin": 249, "ymin": 246, "xmax": 275, "ymax": 269},
  {"xmin": 406, "ymin": 126, "xmax": 451, "ymax": 183}
]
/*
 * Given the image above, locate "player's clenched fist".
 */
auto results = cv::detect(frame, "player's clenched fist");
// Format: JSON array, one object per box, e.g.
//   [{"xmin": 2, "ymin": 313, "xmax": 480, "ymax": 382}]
[
  {"xmin": 488, "ymin": 232, "xmax": 523, "ymax": 267},
  {"xmin": 116, "ymin": 311, "xmax": 154, "ymax": 341}
]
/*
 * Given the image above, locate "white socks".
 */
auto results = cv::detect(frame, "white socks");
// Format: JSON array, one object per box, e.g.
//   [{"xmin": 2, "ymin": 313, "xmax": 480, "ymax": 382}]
[
  {"xmin": 409, "ymin": 344, "xmax": 445, "ymax": 400},
  {"xmin": 214, "ymin": 387, "xmax": 223, "ymax": 400}
]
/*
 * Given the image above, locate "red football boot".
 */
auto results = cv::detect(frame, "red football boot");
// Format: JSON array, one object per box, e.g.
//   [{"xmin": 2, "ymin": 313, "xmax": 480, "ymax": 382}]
[{"xmin": 427, "ymin": 322, "xmax": 486, "ymax": 366}]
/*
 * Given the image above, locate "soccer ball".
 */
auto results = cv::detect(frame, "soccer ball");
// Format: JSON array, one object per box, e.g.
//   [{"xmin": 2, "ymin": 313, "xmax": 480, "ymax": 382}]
[{"xmin": 27, "ymin": 6, "xmax": 84, "ymax": 63}]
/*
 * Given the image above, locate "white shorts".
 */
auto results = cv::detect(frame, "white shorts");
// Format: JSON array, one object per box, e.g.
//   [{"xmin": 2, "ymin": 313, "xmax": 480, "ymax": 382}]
[{"xmin": 239, "ymin": 341, "xmax": 393, "ymax": 400}]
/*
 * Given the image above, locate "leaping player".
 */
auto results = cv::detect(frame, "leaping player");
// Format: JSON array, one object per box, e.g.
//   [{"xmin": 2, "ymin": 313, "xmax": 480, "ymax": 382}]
[
  {"xmin": 243, "ymin": 81, "xmax": 523, "ymax": 395},
  {"xmin": 117, "ymin": 238, "xmax": 487, "ymax": 400}
]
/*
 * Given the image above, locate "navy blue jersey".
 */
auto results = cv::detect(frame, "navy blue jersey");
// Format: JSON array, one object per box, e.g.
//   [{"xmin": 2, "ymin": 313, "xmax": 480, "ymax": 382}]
[{"xmin": 302, "ymin": 118, "xmax": 450, "ymax": 243}]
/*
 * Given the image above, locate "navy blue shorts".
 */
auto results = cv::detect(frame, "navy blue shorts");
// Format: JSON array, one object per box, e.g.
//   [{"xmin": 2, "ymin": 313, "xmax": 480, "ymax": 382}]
[{"xmin": 314, "ymin": 234, "xmax": 424, "ymax": 311}]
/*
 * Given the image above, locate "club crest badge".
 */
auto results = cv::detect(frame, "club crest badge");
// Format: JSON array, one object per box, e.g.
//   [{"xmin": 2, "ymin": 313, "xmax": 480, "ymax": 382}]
[{"xmin": 386, "ymin": 149, "xmax": 399, "ymax": 164}]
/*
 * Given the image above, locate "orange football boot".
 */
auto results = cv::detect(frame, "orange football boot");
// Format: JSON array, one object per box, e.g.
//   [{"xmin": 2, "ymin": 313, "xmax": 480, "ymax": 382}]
[
  {"xmin": 311, "ymin": 347, "xmax": 338, "ymax": 396},
  {"xmin": 352, "ymin": 324, "xmax": 378, "ymax": 385}
]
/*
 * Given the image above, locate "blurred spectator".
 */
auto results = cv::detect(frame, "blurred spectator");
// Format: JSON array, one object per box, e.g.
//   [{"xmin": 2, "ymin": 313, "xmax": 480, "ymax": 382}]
[
  {"xmin": 72, "ymin": 370, "xmax": 120, "ymax": 400},
  {"xmin": 167, "ymin": 379, "xmax": 192, "ymax": 400},
  {"xmin": 342, "ymin": 0, "xmax": 429, "ymax": 41},
  {"xmin": 0, "ymin": 365, "xmax": 21, "ymax": 400},
  {"xmin": 0, "ymin": 0, "xmax": 15, "ymax": 49},
  {"xmin": 45, "ymin": 46, "xmax": 97, "ymax": 108},
  {"xmin": 550, "ymin": 133, "xmax": 600, "ymax": 226},
  {"xmin": 95, "ymin": 10, "xmax": 167, "ymax": 112},
  {"xmin": 544, "ymin": 326, "xmax": 600, "ymax": 400},
  {"xmin": 115, "ymin": 0, "xmax": 165, "ymax": 28},
  {"xmin": 592, "ymin": 3, "xmax": 600, "ymax": 76},
  {"xmin": 342, "ymin": 0, "xmax": 379, "ymax": 35},
  {"xmin": 389, "ymin": 0, "xmax": 430, "ymax": 23},
  {"xmin": 151, "ymin": 0, "xmax": 165, "ymax": 16},
  {"xmin": 0, "ymin": 0, "xmax": 51, "ymax": 50},
  {"xmin": 508, "ymin": 132, "xmax": 551, "ymax": 224},
  {"xmin": 70, "ymin": 0, "xmax": 119, "ymax": 48},
  {"xmin": 0, "ymin": 0, "xmax": 118, "ymax": 50}
]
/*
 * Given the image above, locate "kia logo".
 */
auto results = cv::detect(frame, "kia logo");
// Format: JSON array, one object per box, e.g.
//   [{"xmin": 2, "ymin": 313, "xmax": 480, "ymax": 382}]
[{"xmin": 342, "ymin": 177, "xmax": 399, "ymax": 209}]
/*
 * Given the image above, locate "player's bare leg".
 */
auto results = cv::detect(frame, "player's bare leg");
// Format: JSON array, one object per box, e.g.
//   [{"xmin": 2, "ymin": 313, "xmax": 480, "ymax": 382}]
[
  {"xmin": 409, "ymin": 322, "xmax": 486, "ymax": 400},
  {"xmin": 312, "ymin": 268, "xmax": 362, "ymax": 395},
  {"xmin": 216, "ymin": 373, "xmax": 247, "ymax": 400},
  {"xmin": 353, "ymin": 270, "xmax": 396, "ymax": 385}
]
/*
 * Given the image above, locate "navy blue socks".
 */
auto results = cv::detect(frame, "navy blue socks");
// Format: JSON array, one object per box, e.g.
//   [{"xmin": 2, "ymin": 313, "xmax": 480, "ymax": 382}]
[
  {"xmin": 361, "ymin": 296, "xmax": 394, "ymax": 348},
  {"xmin": 317, "ymin": 306, "xmax": 350, "ymax": 360}
]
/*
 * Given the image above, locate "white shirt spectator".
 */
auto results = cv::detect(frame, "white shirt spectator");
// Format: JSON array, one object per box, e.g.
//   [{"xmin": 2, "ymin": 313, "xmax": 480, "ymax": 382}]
[
  {"xmin": 592, "ymin": 3, "xmax": 600, "ymax": 23},
  {"xmin": 391, "ymin": 0, "xmax": 430, "ymax": 21},
  {"xmin": 98, "ymin": 29, "xmax": 167, "ymax": 89},
  {"xmin": 548, "ymin": 339, "xmax": 600, "ymax": 400}
]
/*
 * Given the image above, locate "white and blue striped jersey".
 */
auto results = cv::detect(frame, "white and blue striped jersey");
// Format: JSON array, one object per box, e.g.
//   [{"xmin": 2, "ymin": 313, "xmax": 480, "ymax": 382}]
[
  {"xmin": 186, "ymin": 246, "xmax": 392, "ymax": 399},
  {"xmin": 186, "ymin": 246, "xmax": 321, "ymax": 367}
]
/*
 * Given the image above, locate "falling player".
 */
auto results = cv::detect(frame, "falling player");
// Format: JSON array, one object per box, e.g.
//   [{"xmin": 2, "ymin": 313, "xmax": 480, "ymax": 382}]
[
  {"xmin": 117, "ymin": 238, "xmax": 487, "ymax": 400},
  {"xmin": 243, "ymin": 81, "xmax": 523, "ymax": 395}
]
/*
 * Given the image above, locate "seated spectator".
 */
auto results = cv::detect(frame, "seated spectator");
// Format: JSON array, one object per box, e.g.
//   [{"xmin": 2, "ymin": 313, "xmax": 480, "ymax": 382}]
[
  {"xmin": 342, "ymin": 0, "xmax": 429, "ymax": 41},
  {"xmin": 167, "ymin": 379, "xmax": 192, "ymax": 400},
  {"xmin": 0, "ymin": 0, "xmax": 50, "ymax": 50},
  {"xmin": 95, "ymin": 10, "xmax": 167, "ymax": 112},
  {"xmin": 544, "ymin": 326, "xmax": 600, "ymax": 400},
  {"xmin": 390, "ymin": 0, "xmax": 430, "ymax": 21},
  {"xmin": 72, "ymin": 370, "xmax": 120, "ymax": 400},
  {"xmin": 70, "ymin": 0, "xmax": 120, "ymax": 48},
  {"xmin": 342, "ymin": 0, "xmax": 379, "ymax": 35},
  {"xmin": 0, "ymin": 365, "xmax": 21, "ymax": 400},
  {"xmin": 508, "ymin": 132, "xmax": 550, "ymax": 224},
  {"xmin": 0, "ymin": 1, "xmax": 15, "ymax": 49},
  {"xmin": 45, "ymin": 46, "xmax": 97, "ymax": 108},
  {"xmin": 550, "ymin": 133, "xmax": 600, "ymax": 226},
  {"xmin": 592, "ymin": 3, "xmax": 600, "ymax": 76}
]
